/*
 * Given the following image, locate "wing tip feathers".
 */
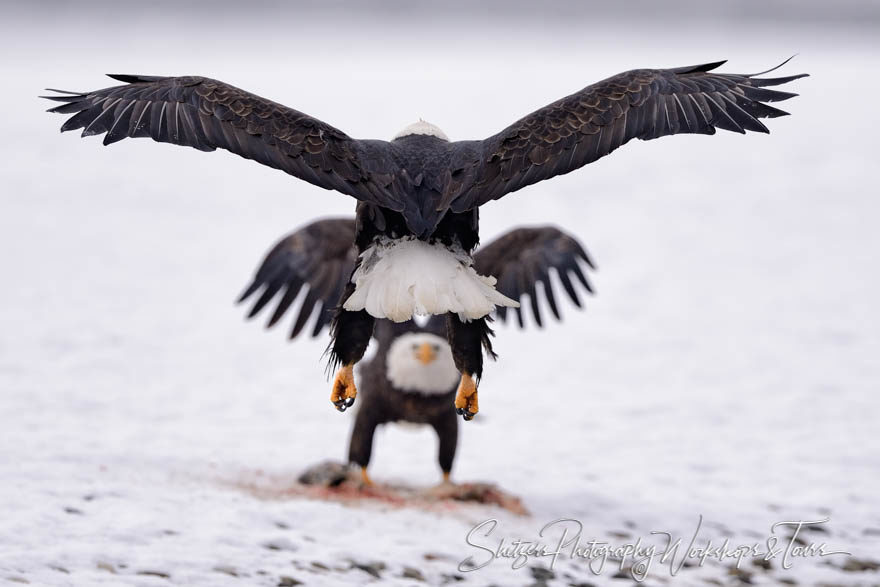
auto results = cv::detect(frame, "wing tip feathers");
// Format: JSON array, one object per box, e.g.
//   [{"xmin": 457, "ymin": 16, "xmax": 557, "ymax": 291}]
[
  {"xmin": 673, "ymin": 59, "xmax": 728, "ymax": 74},
  {"xmin": 106, "ymin": 73, "xmax": 160, "ymax": 84}
]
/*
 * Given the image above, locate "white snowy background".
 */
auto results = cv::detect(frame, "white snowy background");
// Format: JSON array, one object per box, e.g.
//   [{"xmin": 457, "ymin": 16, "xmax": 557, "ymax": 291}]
[{"xmin": 1, "ymin": 2, "xmax": 878, "ymax": 586}]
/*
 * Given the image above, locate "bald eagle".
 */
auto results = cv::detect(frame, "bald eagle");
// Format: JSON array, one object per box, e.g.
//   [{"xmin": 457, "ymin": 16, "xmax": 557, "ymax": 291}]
[
  {"xmin": 43, "ymin": 59, "xmax": 806, "ymax": 420},
  {"xmin": 238, "ymin": 218, "xmax": 595, "ymax": 481}
]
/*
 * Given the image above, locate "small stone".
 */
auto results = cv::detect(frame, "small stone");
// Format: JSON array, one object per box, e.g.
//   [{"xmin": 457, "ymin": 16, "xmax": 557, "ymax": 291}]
[
  {"xmin": 402, "ymin": 566, "xmax": 425, "ymax": 581},
  {"xmin": 751, "ymin": 557, "xmax": 772, "ymax": 570},
  {"xmin": 48, "ymin": 565, "xmax": 69, "ymax": 574},
  {"xmin": 63, "ymin": 507, "xmax": 83, "ymax": 515},
  {"xmin": 96, "ymin": 562, "xmax": 116, "ymax": 574},
  {"xmin": 6, "ymin": 578, "xmax": 29, "ymax": 584},
  {"xmin": 136, "ymin": 570, "xmax": 171, "ymax": 579},
  {"xmin": 352, "ymin": 561, "xmax": 385, "ymax": 579},
  {"xmin": 840, "ymin": 557, "xmax": 880, "ymax": 572},
  {"xmin": 441, "ymin": 574, "xmax": 465, "ymax": 583},
  {"xmin": 530, "ymin": 566, "xmax": 555, "ymax": 581},
  {"xmin": 261, "ymin": 538, "xmax": 299, "ymax": 552},
  {"xmin": 778, "ymin": 579, "xmax": 797, "ymax": 585},
  {"xmin": 311, "ymin": 561, "xmax": 329, "ymax": 571},
  {"xmin": 726, "ymin": 566, "xmax": 753, "ymax": 584},
  {"xmin": 277, "ymin": 576, "xmax": 303, "ymax": 586},
  {"xmin": 275, "ymin": 521, "xmax": 290, "ymax": 529},
  {"xmin": 423, "ymin": 552, "xmax": 451, "ymax": 561},
  {"xmin": 213, "ymin": 565, "xmax": 239, "ymax": 577}
]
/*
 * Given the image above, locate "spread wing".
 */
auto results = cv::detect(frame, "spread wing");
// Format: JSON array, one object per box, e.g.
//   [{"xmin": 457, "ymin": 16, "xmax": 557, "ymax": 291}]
[
  {"xmin": 447, "ymin": 59, "xmax": 808, "ymax": 211},
  {"xmin": 238, "ymin": 217, "xmax": 357, "ymax": 339},
  {"xmin": 473, "ymin": 226, "xmax": 595, "ymax": 327},
  {"xmin": 43, "ymin": 75, "xmax": 403, "ymax": 210}
]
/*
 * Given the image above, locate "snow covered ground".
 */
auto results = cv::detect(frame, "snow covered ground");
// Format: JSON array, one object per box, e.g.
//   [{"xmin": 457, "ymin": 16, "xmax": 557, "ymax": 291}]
[{"xmin": 1, "ymin": 7, "xmax": 878, "ymax": 586}]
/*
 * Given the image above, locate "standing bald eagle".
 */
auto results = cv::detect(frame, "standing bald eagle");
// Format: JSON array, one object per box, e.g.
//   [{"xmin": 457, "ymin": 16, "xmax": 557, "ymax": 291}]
[
  {"xmin": 43, "ymin": 59, "xmax": 806, "ymax": 420},
  {"xmin": 238, "ymin": 218, "xmax": 595, "ymax": 481}
]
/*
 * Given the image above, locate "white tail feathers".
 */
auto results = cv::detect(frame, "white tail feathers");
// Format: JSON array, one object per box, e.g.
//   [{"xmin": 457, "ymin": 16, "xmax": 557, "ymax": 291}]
[{"xmin": 343, "ymin": 237, "xmax": 519, "ymax": 322}]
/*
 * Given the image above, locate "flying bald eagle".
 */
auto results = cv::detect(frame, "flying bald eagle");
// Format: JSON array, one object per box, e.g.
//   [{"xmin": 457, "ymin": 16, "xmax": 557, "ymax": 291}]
[
  {"xmin": 43, "ymin": 59, "xmax": 806, "ymax": 421},
  {"xmin": 238, "ymin": 218, "xmax": 595, "ymax": 481}
]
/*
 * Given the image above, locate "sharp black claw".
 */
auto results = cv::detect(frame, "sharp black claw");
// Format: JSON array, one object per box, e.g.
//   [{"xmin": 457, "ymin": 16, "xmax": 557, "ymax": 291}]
[
  {"xmin": 456, "ymin": 408, "xmax": 464, "ymax": 415},
  {"xmin": 332, "ymin": 396, "xmax": 356, "ymax": 412}
]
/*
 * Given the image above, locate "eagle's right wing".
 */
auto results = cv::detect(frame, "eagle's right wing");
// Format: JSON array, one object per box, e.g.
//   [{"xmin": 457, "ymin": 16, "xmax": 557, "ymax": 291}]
[
  {"xmin": 446, "ymin": 59, "xmax": 807, "ymax": 211},
  {"xmin": 238, "ymin": 217, "xmax": 358, "ymax": 339}
]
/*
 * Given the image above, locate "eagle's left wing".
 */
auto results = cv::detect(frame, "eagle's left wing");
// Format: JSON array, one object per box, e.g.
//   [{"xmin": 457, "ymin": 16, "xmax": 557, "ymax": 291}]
[
  {"xmin": 472, "ymin": 226, "xmax": 595, "ymax": 327},
  {"xmin": 43, "ymin": 75, "xmax": 405, "ymax": 210},
  {"xmin": 446, "ymin": 60, "xmax": 807, "ymax": 211},
  {"xmin": 238, "ymin": 217, "xmax": 357, "ymax": 338}
]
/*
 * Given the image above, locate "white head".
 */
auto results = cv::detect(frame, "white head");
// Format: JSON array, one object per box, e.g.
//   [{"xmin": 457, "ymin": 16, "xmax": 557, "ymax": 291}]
[
  {"xmin": 386, "ymin": 332, "xmax": 460, "ymax": 394},
  {"xmin": 391, "ymin": 119, "xmax": 449, "ymax": 142}
]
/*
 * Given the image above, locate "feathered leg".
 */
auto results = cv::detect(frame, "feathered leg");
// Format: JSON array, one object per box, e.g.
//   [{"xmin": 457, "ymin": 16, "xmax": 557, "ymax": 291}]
[
  {"xmin": 348, "ymin": 404, "xmax": 380, "ymax": 486},
  {"xmin": 432, "ymin": 409, "xmax": 458, "ymax": 482},
  {"xmin": 446, "ymin": 314, "xmax": 496, "ymax": 421},
  {"xmin": 328, "ymin": 282, "xmax": 375, "ymax": 412}
]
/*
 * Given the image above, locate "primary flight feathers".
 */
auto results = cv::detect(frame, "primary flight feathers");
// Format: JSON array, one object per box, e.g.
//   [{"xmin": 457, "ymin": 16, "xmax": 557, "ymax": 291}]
[
  {"xmin": 43, "ymin": 60, "xmax": 806, "ymax": 236},
  {"xmin": 238, "ymin": 218, "xmax": 595, "ymax": 338}
]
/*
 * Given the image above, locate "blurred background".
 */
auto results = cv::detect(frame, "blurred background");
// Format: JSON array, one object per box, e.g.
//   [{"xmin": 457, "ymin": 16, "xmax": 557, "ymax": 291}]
[{"xmin": 1, "ymin": 1, "xmax": 878, "ymax": 585}]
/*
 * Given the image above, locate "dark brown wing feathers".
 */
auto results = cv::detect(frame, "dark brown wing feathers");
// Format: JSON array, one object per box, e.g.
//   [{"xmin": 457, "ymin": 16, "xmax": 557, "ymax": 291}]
[
  {"xmin": 44, "ymin": 60, "xmax": 805, "ymax": 231},
  {"xmin": 242, "ymin": 220, "xmax": 593, "ymax": 336},
  {"xmin": 473, "ymin": 226, "xmax": 595, "ymax": 327},
  {"xmin": 238, "ymin": 217, "xmax": 357, "ymax": 339},
  {"xmin": 449, "ymin": 60, "xmax": 807, "ymax": 211},
  {"xmin": 44, "ymin": 75, "xmax": 404, "ymax": 210}
]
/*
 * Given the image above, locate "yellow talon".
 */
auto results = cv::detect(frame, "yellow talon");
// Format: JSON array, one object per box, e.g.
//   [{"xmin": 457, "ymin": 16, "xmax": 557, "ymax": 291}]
[
  {"xmin": 360, "ymin": 467, "xmax": 373, "ymax": 487},
  {"xmin": 454, "ymin": 373, "xmax": 478, "ymax": 421},
  {"xmin": 442, "ymin": 471, "xmax": 451, "ymax": 484},
  {"xmin": 330, "ymin": 364, "xmax": 357, "ymax": 412}
]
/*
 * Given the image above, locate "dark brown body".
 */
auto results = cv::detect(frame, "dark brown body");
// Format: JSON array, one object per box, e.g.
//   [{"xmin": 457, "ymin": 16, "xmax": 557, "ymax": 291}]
[{"xmin": 347, "ymin": 319, "xmax": 459, "ymax": 475}]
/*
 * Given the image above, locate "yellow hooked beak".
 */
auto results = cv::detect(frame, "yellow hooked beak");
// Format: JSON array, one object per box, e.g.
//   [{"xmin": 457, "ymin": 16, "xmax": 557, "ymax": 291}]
[{"xmin": 416, "ymin": 342, "xmax": 437, "ymax": 365}]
